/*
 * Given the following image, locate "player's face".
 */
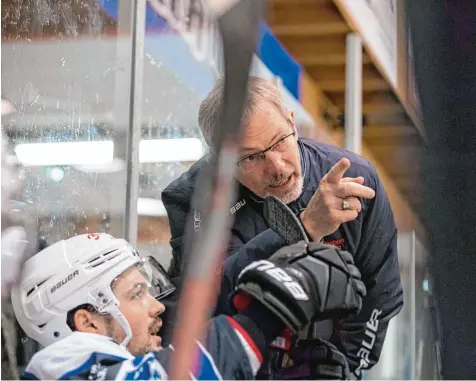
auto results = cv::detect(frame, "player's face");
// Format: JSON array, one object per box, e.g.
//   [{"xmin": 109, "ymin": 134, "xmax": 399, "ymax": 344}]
[
  {"xmin": 111, "ymin": 267, "xmax": 165, "ymax": 356},
  {"xmin": 236, "ymin": 102, "xmax": 303, "ymax": 204}
]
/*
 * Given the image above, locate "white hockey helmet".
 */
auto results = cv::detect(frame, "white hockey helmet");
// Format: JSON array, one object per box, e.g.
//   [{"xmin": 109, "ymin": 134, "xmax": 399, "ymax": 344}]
[{"xmin": 11, "ymin": 233, "xmax": 175, "ymax": 348}]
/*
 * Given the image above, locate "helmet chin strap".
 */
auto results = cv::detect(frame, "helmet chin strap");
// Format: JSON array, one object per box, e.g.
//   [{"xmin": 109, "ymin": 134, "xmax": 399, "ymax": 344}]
[
  {"xmin": 108, "ymin": 307, "xmax": 133, "ymax": 348},
  {"xmin": 97, "ymin": 291, "xmax": 133, "ymax": 348}
]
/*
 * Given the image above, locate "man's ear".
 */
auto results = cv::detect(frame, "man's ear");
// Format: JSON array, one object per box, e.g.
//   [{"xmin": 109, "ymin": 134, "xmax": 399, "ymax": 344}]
[
  {"xmin": 290, "ymin": 111, "xmax": 299, "ymax": 136},
  {"xmin": 288, "ymin": 110, "xmax": 296, "ymax": 129},
  {"xmin": 73, "ymin": 308, "xmax": 102, "ymax": 334}
]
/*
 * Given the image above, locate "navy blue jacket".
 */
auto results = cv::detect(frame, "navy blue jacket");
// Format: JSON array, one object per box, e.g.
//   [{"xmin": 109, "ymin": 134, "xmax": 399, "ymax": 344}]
[{"xmin": 162, "ymin": 138, "xmax": 404, "ymax": 376}]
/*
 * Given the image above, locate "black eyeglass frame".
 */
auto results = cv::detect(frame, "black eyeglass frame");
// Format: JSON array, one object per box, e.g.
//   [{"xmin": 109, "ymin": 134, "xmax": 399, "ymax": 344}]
[{"xmin": 236, "ymin": 132, "xmax": 297, "ymax": 168}]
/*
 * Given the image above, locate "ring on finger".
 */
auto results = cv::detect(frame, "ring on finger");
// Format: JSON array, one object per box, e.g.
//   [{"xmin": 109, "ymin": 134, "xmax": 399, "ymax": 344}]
[{"xmin": 342, "ymin": 198, "xmax": 350, "ymax": 210}]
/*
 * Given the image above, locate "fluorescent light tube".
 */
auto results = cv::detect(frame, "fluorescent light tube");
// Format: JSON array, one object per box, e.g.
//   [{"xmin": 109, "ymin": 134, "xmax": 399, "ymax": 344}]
[
  {"xmin": 14, "ymin": 138, "xmax": 205, "ymax": 167},
  {"xmin": 14, "ymin": 141, "xmax": 114, "ymax": 166},
  {"xmin": 139, "ymin": 138, "xmax": 204, "ymax": 163},
  {"xmin": 137, "ymin": 197, "xmax": 167, "ymax": 217}
]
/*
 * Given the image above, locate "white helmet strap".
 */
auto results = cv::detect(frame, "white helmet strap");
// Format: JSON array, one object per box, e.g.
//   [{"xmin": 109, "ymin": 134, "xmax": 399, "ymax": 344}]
[
  {"xmin": 94, "ymin": 288, "xmax": 133, "ymax": 348},
  {"xmin": 108, "ymin": 307, "xmax": 133, "ymax": 348}
]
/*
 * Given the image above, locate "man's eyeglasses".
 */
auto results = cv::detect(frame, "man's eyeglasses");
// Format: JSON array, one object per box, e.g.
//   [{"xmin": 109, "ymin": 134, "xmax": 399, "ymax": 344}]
[{"xmin": 237, "ymin": 132, "xmax": 296, "ymax": 173}]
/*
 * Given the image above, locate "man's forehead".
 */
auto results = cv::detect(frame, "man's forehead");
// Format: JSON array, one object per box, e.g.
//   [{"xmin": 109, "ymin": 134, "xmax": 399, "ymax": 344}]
[
  {"xmin": 113, "ymin": 266, "xmax": 147, "ymax": 290},
  {"xmin": 241, "ymin": 113, "xmax": 291, "ymax": 152},
  {"xmin": 247, "ymin": 103, "xmax": 286, "ymax": 127}
]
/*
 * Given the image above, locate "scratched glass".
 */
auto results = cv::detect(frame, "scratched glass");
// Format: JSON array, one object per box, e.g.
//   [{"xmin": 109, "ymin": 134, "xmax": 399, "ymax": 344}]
[
  {"xmin": 3, "ymin": 0, "xmax": 233, "ymax": 372},
  {"xmin": 2, "ymin": 0, "xmax": 133, "ymax": 368},
  {"xmin": 135, "ymin": 2, "xmax": 215, "ymax": 268},
  {"xmin": 1, "ymin": 0, "xmax": 135, "ymax": 246}
]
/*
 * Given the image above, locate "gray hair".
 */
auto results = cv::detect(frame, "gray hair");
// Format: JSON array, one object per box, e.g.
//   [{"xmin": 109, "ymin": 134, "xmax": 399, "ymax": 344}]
[{"xmin": 198, "ymin": 76, "xmax": 290, "ymax": 149}]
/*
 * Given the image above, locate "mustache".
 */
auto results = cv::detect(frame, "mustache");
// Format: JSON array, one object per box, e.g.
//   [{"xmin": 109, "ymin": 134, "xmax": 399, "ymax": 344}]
[
  {"xmin": 264, "ymin": 172, "xmax": 294, "ymax": 187},
  {"xmin": 149, "ymin": 317, "xmax": 163, "ymax": 333}
]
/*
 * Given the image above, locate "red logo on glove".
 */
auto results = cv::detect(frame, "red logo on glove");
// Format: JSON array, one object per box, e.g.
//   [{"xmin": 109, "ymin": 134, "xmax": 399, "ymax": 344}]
[
  {"xmin": 87, "ymin": 233, "xmax": 100, "ymax": 240},
  {"xmin": 270, "ymin": 328, "xmax": 292, "ymax": 351}
]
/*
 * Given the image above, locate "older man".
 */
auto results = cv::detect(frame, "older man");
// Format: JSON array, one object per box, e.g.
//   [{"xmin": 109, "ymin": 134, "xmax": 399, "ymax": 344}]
[{"xmin": 162, "ymin": 77, "xmax": 403, "ymax": 379}]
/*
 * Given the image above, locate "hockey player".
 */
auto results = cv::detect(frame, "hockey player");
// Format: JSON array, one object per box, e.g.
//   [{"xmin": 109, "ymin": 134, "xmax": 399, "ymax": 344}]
[{"xmin": 11, "ymin": 233, "xmax": 366, "ymax": 380}]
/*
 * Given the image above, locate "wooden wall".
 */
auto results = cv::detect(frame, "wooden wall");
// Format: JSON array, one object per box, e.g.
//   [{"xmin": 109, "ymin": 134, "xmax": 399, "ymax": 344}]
[{"xmin": 300, "ymin": 72, "xmax": 426, "ymax": 241}]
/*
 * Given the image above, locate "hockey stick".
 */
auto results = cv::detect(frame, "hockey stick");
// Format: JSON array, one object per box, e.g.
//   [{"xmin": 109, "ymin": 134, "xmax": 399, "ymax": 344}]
[{"xmin": 167, "ymin": 1, "xmax": 264, "ymax": 379}]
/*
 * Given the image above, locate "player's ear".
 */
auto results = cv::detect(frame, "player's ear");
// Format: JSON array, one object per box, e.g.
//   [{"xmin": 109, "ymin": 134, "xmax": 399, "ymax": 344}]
[{"xmin": 73, "ymin": 308, "xmax": 102, "ymax": 334}]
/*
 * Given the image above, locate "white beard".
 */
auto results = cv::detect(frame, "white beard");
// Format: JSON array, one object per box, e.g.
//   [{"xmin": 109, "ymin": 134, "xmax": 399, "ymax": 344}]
[{"xmin": 264, "ymin": 174, "xmax": 304, "ymax": 205}]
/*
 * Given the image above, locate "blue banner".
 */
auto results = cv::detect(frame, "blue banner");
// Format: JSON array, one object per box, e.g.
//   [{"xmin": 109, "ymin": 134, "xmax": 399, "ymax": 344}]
[{"xmin": 257, "ymin": 22, "xmax": 302, "ymax": 100}]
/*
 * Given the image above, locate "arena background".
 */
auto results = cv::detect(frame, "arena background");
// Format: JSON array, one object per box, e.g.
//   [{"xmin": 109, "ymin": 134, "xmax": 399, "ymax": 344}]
[{"xmin": 1, "ymin": 0, "xmax": 439, "ymax": 378}]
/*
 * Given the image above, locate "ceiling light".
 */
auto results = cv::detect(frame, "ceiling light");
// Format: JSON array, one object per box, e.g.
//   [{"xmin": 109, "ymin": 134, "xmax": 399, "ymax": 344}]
[
  {"xmin": 14, "ymin": 138, "xmax": 204, "ymax": 167},
  {"xmin": 14, "ymin": 141, "xmax": 114, "ymax": 166}
]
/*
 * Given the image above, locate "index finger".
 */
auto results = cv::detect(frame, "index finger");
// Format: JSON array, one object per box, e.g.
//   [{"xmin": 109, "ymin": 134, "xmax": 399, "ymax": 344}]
[{"xmin": 321, "ymin": 158, "xmax": 351, "ymax": 184}]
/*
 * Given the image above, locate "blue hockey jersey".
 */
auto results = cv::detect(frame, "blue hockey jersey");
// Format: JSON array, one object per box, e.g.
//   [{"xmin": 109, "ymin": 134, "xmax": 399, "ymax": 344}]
[{"xmin": 23, "ymin": 316, "xmax": 262, "ymax": 380}]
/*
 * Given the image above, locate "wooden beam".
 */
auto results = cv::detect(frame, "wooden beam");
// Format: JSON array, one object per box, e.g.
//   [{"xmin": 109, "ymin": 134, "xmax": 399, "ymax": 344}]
[
  {"xmin": 300, "ymin": 71, "xmax": 340, "ymax": 123},
  {"xmin": 298, "ymin": 53, "xmax": 371, "ymax": 66},
  {"xmin": 369, "ymin": 140, "xmax": 421, "ymax": 152},
  {"xmin": 364, "ymin": 124, "xmax": 420, "ymax": 138},
  {"xmin": 363, "ymin": 135, "xmax": 421, "ymax": 147},
  {"xmin": 271, "ymin": 22, "xmax": 349, "ymax": 37},
  {"xmin": 318, "ymin": 78, "xmax": 389, "ymax": 92},
  {"xmin": 279, "ymin": 35, "xmax": 346, "ymax": 57},
  {"xmin": 307, "ymin": 63, "xmax": 381, "ymax": 82},
  {"xmin": 362, "ymin": 102, "xmax": 403, "ymax": 115},
  {"xmin": 268, "ymin": 3, "xmax": 342, "ymax": 25},
  {"xmin": 269, "ymin": 0, "xmax": 332, "ymax": 5},
  {"xmin": 365, "ymin": 112, "xmax": 411, "ymax": 126},
  {"xmin": 331, "ymin": 90, "xmax": 398, "ymax": 108}
]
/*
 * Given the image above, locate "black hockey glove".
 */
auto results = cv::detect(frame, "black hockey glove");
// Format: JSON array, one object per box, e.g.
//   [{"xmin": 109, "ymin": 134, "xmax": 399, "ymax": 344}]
[
  {"xmin": 272, "ymin": 337, "xmax": 350, "ymax": 380},
  {"xmin": 231, "ymin": 241, "xmax": 366, "ymax": 334}
]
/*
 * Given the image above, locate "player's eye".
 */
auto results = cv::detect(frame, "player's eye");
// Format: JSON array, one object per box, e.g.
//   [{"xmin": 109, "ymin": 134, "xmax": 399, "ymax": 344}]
[{"xmin": 130, "ymin": 288, "xmax": 146, "ymax": 300}]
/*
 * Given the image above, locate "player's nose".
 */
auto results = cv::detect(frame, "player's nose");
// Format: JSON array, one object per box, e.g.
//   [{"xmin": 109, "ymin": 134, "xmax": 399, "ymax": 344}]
[{"xmin": 150, "ymin": 296, "xmax": 166, "ymax": 317}]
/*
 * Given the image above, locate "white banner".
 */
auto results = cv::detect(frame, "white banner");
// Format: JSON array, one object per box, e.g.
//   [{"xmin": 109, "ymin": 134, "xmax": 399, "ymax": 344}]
[
  {"xmin": 337, "ymin": 0, "xmax": 398, "ymax": 89},
  {"xmin": 147, "ymin": 0, "xmax": 223, "ymax": 78}
]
